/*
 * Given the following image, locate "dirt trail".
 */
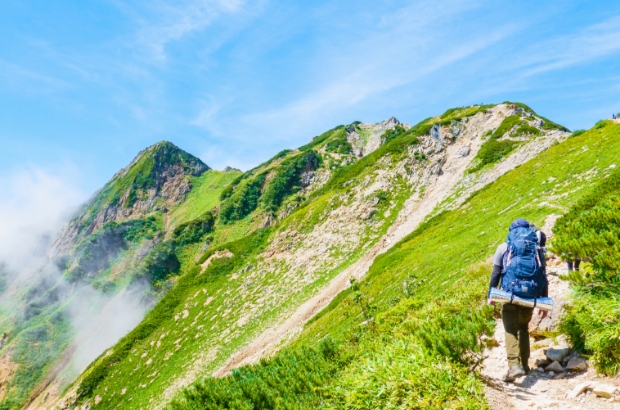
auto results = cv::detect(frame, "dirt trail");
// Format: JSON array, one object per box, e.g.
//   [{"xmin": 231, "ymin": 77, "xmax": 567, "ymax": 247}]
[
  {"xmin": 483, "ymin": 217, "xmax": 620, "ymax": 410},
  {"xmin": 214, "ymin": 106, "xmax": 565, "ymax": 376},
  {"xmin": 213, "ymin": 116, "xmax": 491, "ymax": 376}
]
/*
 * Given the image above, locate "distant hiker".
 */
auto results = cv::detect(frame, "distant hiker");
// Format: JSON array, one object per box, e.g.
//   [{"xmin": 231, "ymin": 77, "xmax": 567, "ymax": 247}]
[
  {"xmin": 566, "ymin": 258, "xmax": 581, "ymax": 272},
  {"xmin": 613, "ymin": 114, "xmax": 617, "ymax": 120},
  {"xmin": 488, "ymin": 218, "xmax": 548, "ymax": 382}
]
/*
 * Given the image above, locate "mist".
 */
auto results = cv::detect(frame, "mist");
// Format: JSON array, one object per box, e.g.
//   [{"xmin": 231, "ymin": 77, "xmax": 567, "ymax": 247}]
[{"xmin": 0, "ymin": 167, "xmax": 151, "ymax": 393}]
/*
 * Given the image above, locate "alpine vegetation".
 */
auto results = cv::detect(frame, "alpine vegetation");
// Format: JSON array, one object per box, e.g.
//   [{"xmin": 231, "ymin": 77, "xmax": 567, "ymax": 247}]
[{"xmin": 4, "ymin": 104, "xmax": 620, "ymax": 410}]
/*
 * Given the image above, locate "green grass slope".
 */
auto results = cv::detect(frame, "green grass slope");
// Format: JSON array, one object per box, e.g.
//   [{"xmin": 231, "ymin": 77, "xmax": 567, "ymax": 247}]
[
  {"xmin": 45, "ymin": 103, "xmax": 580, "ymax": 409},
  {"xmin": 171, "ymin": 121, "xmax": 620, "ymax": 409},
  {"xmin": 168, "ymin": 169, "xmax": 242, "ymax": 228},
  {"xmin": 63, "ymin": 136, "xmax": 420, "ymax": 409}
]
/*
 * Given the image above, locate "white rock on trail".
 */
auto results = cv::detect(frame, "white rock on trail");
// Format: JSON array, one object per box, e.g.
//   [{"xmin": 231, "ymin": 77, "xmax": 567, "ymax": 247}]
[
  {"xmin": 592, "ymin": 383, "xmax": 617, "ymax": 399},
  {"xmin": 566, "ymin": 381, "xmax": 592, "ymax": 399},
  {"xmin": 546, "ymin": 347, "xmax": 571, "ymax": 363}
]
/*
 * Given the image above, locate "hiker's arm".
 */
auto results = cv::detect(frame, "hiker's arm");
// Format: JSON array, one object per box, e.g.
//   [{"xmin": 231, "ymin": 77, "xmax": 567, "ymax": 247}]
[
  {"xmin": 489, "ymin": 264, "xmax": 502, "ymax": 289},
  {"xmin": 487, "ymin": 264, "xmax": 502, "ymax": 304},
  {"xmin": 542, "ymin": 274, "xmax": 549, "ymax": 298}
]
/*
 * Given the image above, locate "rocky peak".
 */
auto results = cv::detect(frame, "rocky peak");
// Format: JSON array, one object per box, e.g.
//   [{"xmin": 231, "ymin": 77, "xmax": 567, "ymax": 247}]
[
  {"xmin": 115, "ymin": 141, "xmax": 208, "ymax": 180},
  {"xmin": 52, "ymin": 142, "xmax": 210, "ymax": 255}
]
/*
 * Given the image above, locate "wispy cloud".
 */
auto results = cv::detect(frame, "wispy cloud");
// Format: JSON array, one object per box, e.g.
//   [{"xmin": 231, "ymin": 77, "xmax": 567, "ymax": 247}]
[
  {"xmin": 231, "ymin": 1, "xmax": 517, "ymax": 145},
  {"xmin": 518, "ymin": 15, "xmax": 620, "ymax": 76},
  {"xmin": 0, "ymin": 59, "xmax": 71, "ymax": 93},
  {"xmin": 132, "ymin": 0, "xmax": 247, "ymax": 61}
]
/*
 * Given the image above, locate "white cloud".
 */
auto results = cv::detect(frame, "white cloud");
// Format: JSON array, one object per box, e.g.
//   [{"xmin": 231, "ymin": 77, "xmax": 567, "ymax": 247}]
[
  {"xmin": 191, "ymin": 95, "xmax": 227, "ymax": 134},
  {"xmin": 0, "ymin": 168, "xmax": 85, "ymax": 271},
  {"xmin": 0, "ymin": 167, "xmax": 152, "ymax": 387}
]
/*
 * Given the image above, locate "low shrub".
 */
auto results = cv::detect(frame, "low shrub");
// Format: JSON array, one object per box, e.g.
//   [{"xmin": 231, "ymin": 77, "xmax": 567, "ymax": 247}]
[
  {"xmin": 170, "ymin": 339, "xmax": 347, "ymax": 410},
  {"xmin": 553, "ymin": 167, "xmax": 620, "ymax": 374},
  {"xmin": 219, "ymin": 173, "xmax": 266, "ymax": 224}
]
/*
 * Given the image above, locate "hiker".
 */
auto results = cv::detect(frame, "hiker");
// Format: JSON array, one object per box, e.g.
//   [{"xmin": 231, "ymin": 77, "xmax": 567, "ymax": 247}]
[
  {"xmin": 566, "ymin": 258, "xmax": 581, "ymax": 272},
  {"xmin": 488, "ymin": 218, "xmax": 549, "ymax": 382},
  {"xmin": 613, "ymin": 114, "xmax": 617, "ymax": 120}
]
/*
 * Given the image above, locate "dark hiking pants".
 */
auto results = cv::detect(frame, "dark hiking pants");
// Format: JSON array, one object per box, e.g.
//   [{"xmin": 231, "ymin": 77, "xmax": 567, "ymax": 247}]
[{"xmin": 502, "ymin": 304, "xmax": 533, "ymax": 367}]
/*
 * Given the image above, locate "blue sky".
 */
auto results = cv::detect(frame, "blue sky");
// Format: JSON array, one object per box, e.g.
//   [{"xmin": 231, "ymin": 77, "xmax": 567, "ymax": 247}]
[{"xmin": 1, "ymin": 0, "xmax": 620, "ymax": 199}]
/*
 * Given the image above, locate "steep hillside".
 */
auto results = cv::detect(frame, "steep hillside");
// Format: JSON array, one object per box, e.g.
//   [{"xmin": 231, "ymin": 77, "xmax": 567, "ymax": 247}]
[
  {"xmin": 20, "ymin": 102, "xmax": 580, "ymax": 410},
  {"xmin": 0, "ymin": 142, "xmax": 229, "ymax": 410},
  {"xmin": 168, "ymin": 123, "xmax": 620, "ymax": 409}
]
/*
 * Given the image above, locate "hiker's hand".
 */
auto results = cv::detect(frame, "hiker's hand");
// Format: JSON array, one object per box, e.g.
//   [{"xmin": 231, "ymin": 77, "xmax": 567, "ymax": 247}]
[
  {"xmin": 488, "ymin": 300, "xmax": 496, "ymax": 306},
  {"xmin": 538, "ymin": 310, "xmax": 549, "ymax": 319}
]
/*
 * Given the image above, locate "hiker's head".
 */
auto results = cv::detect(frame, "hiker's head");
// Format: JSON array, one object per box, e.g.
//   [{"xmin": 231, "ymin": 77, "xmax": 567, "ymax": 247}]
[{"xmin": 509, "ymin": 218, "xmax": 529, "ymax": 231}]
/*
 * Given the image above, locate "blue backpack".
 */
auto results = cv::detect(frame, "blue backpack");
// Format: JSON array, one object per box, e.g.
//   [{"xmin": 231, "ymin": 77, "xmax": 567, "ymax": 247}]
[{"xmin": 501, "ymin": 226, "xmax": 546, "ymax": 299}]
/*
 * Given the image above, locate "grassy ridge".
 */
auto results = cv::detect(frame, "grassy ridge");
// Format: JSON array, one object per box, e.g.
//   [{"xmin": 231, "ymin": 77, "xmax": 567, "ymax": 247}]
[
  {"xmin": 186, "ymin": 120, "xmax": 620, "ymax": 409},
  {"xmin": 69, "ymin": 133, "xmax": 420, "ymax": 408},
  {"xmin": 301, "ymin": 122, "xmax": 620, "ymax": 346},
  {"xmin": 171, "ymin": 277, "xmax": 494, "ymax": 410},
  {"xmin": 55, "ymin": 104, "xmax": 598, "ymax": 409},
  {"xmin": 169, "ymin": 170, "xmax": 241, "ymax": 228}
]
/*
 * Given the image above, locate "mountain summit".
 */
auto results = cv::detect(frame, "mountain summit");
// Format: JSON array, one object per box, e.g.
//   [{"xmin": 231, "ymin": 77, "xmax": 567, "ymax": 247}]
[{"xmin": 53, "ymin": 141, "xmax": 209, "ymax": 254}]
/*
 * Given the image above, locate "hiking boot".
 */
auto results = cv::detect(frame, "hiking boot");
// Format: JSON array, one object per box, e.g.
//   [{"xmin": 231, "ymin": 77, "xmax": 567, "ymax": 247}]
[
  {"xmin": 503, "ymin": 365, "xmax": 526, "ymax": 382},
  {"xmin": 523, "ymin": 363, "xmax": 531, "ymax": 374}
]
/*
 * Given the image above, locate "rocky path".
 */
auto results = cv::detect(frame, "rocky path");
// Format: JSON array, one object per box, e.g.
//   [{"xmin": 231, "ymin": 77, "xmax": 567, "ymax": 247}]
[{"xmin": 483, "ymin": 253, "xmax": 620, "ymax": 409}]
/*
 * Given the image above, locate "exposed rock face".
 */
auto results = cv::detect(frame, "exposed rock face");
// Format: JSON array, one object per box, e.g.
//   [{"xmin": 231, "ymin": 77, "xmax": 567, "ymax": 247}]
[
  {"xmin": 346, "ymin": 117, "xmax": 407, "ymax": 157},
  {"xmin": 52, "ymin": 141, "xmax": 209, "ymax": 256},
  {"xmin": 430, "ymin": 124, "xmax": 444, "ymax": 142}
]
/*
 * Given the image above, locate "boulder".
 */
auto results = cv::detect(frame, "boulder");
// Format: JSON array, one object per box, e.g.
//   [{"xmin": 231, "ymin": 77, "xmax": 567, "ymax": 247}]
[
  {"xmin": 566, "ymin": 381, "xmax": 592, "ymax": 399},
  {"xmin": 565, "ymin": 356, "xmax": 588, "ymax": 372},
  {"xmin": 592, "ymin": 383, "xmax": 617, "ymax": 399},
  {"xmin": 545, "ymin": 361, "xmax": 563, "ymax": 373},
  {"xmin": 531, "ymin": 348, "xmax": 550, "ymax": 367},
  {"xmin": 430, "ymin": 124, "xmax": 444, "ymax": 141},
  {"xmin": 546, "ymin": 347, "xmax": 571, "ymax": 362},
  {"xmin": 457, "ymin": 145, "xmax": 470, "ymax": 157}
]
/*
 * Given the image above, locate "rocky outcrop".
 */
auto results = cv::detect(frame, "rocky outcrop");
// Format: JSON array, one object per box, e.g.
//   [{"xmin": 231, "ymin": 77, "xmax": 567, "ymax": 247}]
[
  {"xmin": 346, "ymin": 117, "xmax": 407, "ymax": 157},
  {"xmin": 52, "ymin": 142, "xmax": 209, "ymax": 256}
]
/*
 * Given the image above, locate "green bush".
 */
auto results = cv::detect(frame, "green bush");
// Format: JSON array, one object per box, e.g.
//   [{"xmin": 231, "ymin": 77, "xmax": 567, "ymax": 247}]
[
  {"xmin": 220, "ymin": 174, "xmax": 266, "ymax": 224},
  {"xmin": 468, "ymin": 139, "xmax": 520, "ymax": 173},
  {"xmin": 140, "ymin": 241, "xmax": 180, "ymax": 284},
  {"xmin": 595, "ymin": 120, "xmax": 608, "ymax": 129},
  {"xmin": 173, "ymin": 212, "xmax": 216, "ymax": 246},
  {"xmin": 66, "ymin": 218, "xmax": 160, "ymax": 280},
  {"xmin": 220, "ymin": 174, "xmax": 244, "ymax": 201},
  {"xmin": 553, "ymin": 167, "xmax": 620, "ymax": 374},
  {"xmin": 491, "ymin": 115, "xmax": 523, "ymax": 138},
  {"xmin": 262, "ymin": 151, "xmax": 320, "ymax": 212},
  {"xmin": 325, "ymin": 132, "xmax": 353, "ymax": 154},
  {"xmin": 170, "ymin": 339, "xmax": 346, "ymax": 410},
  {"xmin": 298, "ymin": 126, "xmax": 345, "ymax": 152}
]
